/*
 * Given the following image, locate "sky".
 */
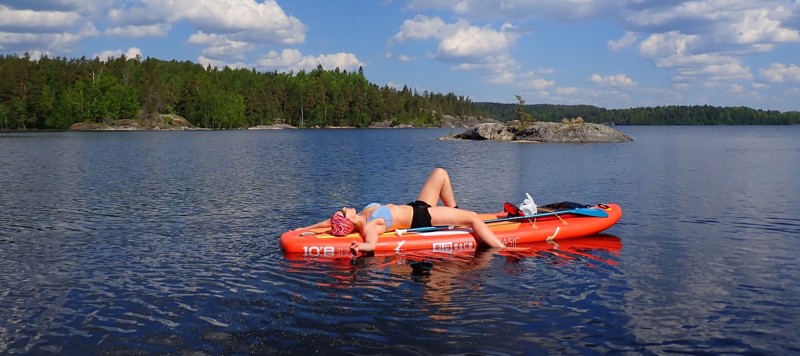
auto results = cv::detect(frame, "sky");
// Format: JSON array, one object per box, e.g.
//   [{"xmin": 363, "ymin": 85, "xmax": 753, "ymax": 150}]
[{"xmin": 1, "ymin": 0, "xmax": 800, "ymax": 111}]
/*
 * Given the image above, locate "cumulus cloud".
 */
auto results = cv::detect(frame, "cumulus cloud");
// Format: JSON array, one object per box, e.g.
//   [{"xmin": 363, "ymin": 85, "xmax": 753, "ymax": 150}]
[
  {"xmin": 107, "ymin": 0, "xmax": 306, "ymax": 44},
  {"xmin": 519, "ymin": 71, "xmax": 555, "ymax": 90},
  {"xmin": 394, "ymin": 15, "xmax": 518, "ymax": 59},
  {"xmin": 92, "ymin": 47, "xmax": 143, "ymax": 61},
  {"xmin": 256, "ymin": 49, "xmax": 364, "ymax": 73},
  {"xmin": 729, "ymin": 7, "xmax": 800, "ymax": 44},
  {"xmin": 393, "ymin": 15, "xmax": 523, "ymax": 84},
  {"xmin": 105, "ymin": 24, "xmax": 172, "ymax": 38},
  {"xmin": 624, "ymin": 1, "xmax": 799, "ymax": 88},
  {"xmin": 438, "ymin": 24, "xmax": 517, "ymax": 58},
  {"xmin": 2, "ymin": 0, "xmax": 113, "ymax": 16},
  {"xmin": 608, "ymin": 31, "xmax": 638, "ymax": 51},
  {"xmin": 393, "ymin": 15, "xmax": 447, "ymax": 42},
  {"xmin": 0, "ymin": 5, "xmax": 80, "ymax": 31},
  {"xmin": 406, "ymin": 0, "xmax": 615, "ymax": 22},
  {"xmin": 103, "ymin": 0, "xmax": 306, "ymax": 64},
  {"xmin": 411, "ymin": 0, "xmax": 800, "ymax": 100},
  {"xmin": 589, "ymin": 74, "xmax": 637, "ymax": 88},
  {"xmin": 760, "ymin": 63, "xmax": 800, "ymax": 82},
  {"xmin": 198, "ymin": 56, "xmax": 249, "ymax": 70},
  {"xmin": 0, "ymin": 3, "xmax": 99, "ymax": 54},
  {"xmin": 188, "ymin": 31, "xmax": 255, "ymax": 60},
  {"xmin": 3, "ymin": 0, "xmax": 309, "ymax": 65},
  {"xmin": 0, "ymin": 21, "xmax": 97, "ymax": 54},
  {"xmin": 639, "ymin": 31, "xmax": 754, "ymax": 83}
]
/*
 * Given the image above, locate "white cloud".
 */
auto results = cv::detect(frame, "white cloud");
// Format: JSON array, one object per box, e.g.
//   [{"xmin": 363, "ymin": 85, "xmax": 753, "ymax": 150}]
[
  {"xmin": 385, "ymin": 52, "xmax": 416, "ymax": 62},
  {"xmin": 623, "ymin": 1, "xmax": 799, "ymax": 90},
  {"xmin": 518, "ymin": 71, "xmax": 555, "ymax": 90},
  {"xmin": 608, "ymin": 31, "xmax": 638, "ymax": 51},
  {"xmin": 105, "ymin": 24, "xmax": 171, "ymax": 38},
  {"xmin": 413, "ymin": 0, "xmax": 800, "ymax": 101},
  {"xmin": 188, "ymin": 31, "xmax": 255, "ymax": 60},
  {"xmin": 0, "ymin": 3, "xmax": 99, "ymax": 55},
  {"xmin": 0, "ymin": 22, "xmax": 97, "ymax": 54},
  {"xmin": 639, "ymin": 31, "xmax": 697, "ymax": 64},
  {"xmin": 760, "ymin": 63, "xmax": 800, "ymax": 82},
  {"xmin": 0, "ymin": 5, "xmax": 80, "ymax": 31},
  {"xmin": 3, "ymin": 0, "xmax": 115, "ymax": 15},
  {"xmin": 393, "ymin": 15, "xmax": 523, "ymax": 86},
  {"xmin": 639, "ymin": 31, "xmax": 754, "ymax": 84},
  {"xmin": 524, "ymin": 78, "xmax": 555, "ymax": 91},
  {"xmin": 394, "ymin": 16, "xmax": 518, "ymax": 59},
  {"xmin": 675, "ymin": 62, "xmax": 753, "ymax": 82},
  {"xmin": 108, "ymin": 0, "xmax": 306, "ymax": 44},
  {"xmin": 397, "ymin": 54, "xmax": 415, "ymax": 62},
  {"xmin": 92, "ymin": 47, "xmax": 143, "ymax": 61},
  {"xmin": 103, "ymin": 0, "xmax": 307, "ymax": 63},
  {"xmin": 555, "ymin": 87, "xmax": 579, "ymax": 95},
  {"xmin": 256, "ymin": 49, "xmax": 364, "ymax": 73},
  {"xmin": 393, "ymin": 15, "xmax": 447, "ymax": 42},
  {"xmin": 589, "ymin": 74, "xmax": 637, "ymax": 88},
  {"xmin": 198, "ymin": 56, "xmax": 248, "ymax": 70},
  {"xmin": 438, "ymin": 23, "xmax": 517, "ymax": 58},
  {"xmin": 407, "ymin": 0, "xmax": 615, "ymax": 22},
  {"xmin": 729, "ymin": 8, "xmax": 800, "ymax": 44}
]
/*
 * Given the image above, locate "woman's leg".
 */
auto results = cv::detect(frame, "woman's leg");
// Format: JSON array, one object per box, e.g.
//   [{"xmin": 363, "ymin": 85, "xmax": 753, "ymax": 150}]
[
  {"xmin": 428, "ymin": 207, "xmax": 506, "ymax": 248},
  {"xmin": 416, "ymin": 168, "xmax": 457, "ymax": 207}
]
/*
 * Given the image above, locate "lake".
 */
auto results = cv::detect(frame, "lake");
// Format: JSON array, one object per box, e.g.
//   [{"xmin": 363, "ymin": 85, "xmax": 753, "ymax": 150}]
[{"xmin": 1, "ymin": 126, "xmax": 799, "ymax": 354}]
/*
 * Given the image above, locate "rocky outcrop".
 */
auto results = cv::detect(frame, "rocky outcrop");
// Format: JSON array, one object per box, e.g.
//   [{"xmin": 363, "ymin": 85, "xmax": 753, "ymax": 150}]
[
  {"xmin": 442, "ymin": 123, "xmax": 514, "ymax": 141},
  {"xmin": 69, "ymin": 114, "xmax": 202, "ymax": 131},
  {"xmin": 368, "ymin": 120, "xmax": 413, "ymax": 128},
  {"xmin": 248, "ymin": 123, "xmax": 297, "ymax": 129},
  {"xmin": 442, "ymin": 122, "xmax": 633, "ymax": 143},
  {"xmin": 440, "ymin": 115, "xmax": 499, "ymax": 128}
]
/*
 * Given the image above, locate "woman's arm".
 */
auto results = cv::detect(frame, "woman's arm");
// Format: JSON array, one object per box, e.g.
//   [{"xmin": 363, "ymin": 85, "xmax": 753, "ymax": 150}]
[
  {"xmin": 297, "ymin": 219, "xmax": 330, "ymax": 230},
  {"xmin": 350, "ymin": 220, "xmax": 385, "ymax": 255}
]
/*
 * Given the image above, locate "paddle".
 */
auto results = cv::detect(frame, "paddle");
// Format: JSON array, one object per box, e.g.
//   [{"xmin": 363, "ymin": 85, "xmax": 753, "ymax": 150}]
[{"xmin": 396, "ymin": 206, "xmax": 609, "ymax": 235}]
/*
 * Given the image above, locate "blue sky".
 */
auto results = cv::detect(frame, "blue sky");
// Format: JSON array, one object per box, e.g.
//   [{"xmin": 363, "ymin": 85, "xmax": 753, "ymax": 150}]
[{"xmin": 2, "ymin": 0, "xmax": 799, "ymax": 111}]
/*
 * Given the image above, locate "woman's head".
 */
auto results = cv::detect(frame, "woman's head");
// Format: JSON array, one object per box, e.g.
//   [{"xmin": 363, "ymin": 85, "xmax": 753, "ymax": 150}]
[{"xmin": 329, "ymin": 208, "xmax": 354, "ymax": 236}]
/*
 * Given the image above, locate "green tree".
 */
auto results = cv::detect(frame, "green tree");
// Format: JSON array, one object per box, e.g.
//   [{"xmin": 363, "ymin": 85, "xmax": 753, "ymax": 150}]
[{"xmin": 514, "ymin": 95, "xmax": 534, "ymax": 127}]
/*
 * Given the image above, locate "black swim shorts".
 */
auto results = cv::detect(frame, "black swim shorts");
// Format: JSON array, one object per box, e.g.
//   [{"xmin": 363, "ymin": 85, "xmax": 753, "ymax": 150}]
[{"xmin": 407, "ymin": 200, "xmax": 433, "ymax": 228}]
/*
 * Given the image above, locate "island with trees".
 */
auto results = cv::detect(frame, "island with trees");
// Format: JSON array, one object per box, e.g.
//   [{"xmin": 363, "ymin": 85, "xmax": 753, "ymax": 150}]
[{"xmin": 0, "ymin": 54, "xmax": 798, "ymax": 132}]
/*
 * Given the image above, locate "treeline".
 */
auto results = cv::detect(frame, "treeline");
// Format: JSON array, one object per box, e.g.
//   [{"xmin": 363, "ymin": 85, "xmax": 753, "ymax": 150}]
[
  {"xmin": 475, "ymin": 103, "xmax": 800, "ymax": 125},
  {"xmin": 2, "ymin": 53, "xmax": 797, "ymax": 130},
  {"xmin": 0, "ymin": 54, "xmax": 485, "ymax": 130}
]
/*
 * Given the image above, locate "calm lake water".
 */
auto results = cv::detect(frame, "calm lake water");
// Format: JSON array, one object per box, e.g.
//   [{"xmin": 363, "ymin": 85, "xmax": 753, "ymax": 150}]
[{"xmin": 1, "ymin": 126, "xmax": 799, "ymax": 354}]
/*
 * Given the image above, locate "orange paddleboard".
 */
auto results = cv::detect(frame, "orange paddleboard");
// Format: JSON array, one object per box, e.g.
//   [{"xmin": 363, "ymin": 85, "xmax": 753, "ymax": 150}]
[{"xmin": 280, "ymin": 204, "xmax": 622, "ymax": 256}]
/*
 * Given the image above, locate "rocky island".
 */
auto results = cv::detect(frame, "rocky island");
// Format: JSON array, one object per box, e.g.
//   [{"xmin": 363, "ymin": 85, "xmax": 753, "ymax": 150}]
[{"xmin": 441, "ymin": 119, "xmax": 633, "ymax": 143}]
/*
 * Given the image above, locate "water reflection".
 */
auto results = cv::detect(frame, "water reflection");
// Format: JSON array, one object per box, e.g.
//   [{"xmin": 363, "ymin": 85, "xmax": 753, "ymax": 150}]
[{"xmin": 275, "ymin": 235, "xmax": 625, "ymax": 353}]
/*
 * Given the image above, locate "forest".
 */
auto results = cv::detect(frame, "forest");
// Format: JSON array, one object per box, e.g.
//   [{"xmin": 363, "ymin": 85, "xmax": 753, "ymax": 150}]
[
  {"xmin": 1, "ymin": 53, "xmax": 798, "ymax": 130},
  {"xmin": 0, "ymin": 54, "xmax": 482, "ymax": 130},
  {"xmin": 476, "ymin": 103, "xmax": 800, "ymax": 125}
]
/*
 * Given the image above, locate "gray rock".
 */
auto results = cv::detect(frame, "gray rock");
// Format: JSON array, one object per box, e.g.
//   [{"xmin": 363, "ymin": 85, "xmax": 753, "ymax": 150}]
[
  {"xmin": 443, "ymin": 122, "xmax": 633, "ymax": 143},
  {"xmin": 449, "ymin": 123, "xmax": 514, "ymax": 141}
]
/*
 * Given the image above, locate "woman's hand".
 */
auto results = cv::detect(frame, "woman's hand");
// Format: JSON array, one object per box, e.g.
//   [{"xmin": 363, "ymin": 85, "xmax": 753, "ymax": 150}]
[{"xmin": 350, "ymin": 241, "xmax": 362, "ymax": 256}]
